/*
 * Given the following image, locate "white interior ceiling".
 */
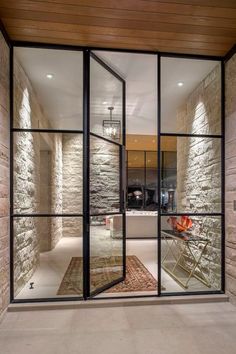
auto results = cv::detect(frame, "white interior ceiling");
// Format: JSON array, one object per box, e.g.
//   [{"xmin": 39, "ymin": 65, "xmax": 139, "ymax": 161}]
[
  {"xmin": 15, "ymin": 48, "xmax": 218, "ymax": 135},
  {"xmin": 15, "ymin": 47, "xmax": 83, "ymax": 130}
]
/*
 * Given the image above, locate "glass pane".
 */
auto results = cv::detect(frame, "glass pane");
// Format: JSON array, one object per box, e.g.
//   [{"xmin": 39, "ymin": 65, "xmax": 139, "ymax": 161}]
[
  {"xmin": 146, "ymin": 151, "xmax": 158, "ymax": 211},
  {"xmin": 161, "ymin": 57, "xmax": 221, "ymax": 135},
  {"xmin": 127, "ymin": 151, "xmax": 145, "ymax": 210},
  {"xmin": 161, "ymin": 136, "xmax": 221, "ymax": 213},
  {"xmin": 90, "ymin": 56, "xmax": 123, "ymax": 144},
  {"xmin": 13, "ymin": 132, "xmax": 83, "ymax": 214},
  {"xmin": 161, "ymin": 215, "xmax": 221, "ymax": 293},
  {"xmin": 90, "ymin": 214, "xmax": 123, "ymax": 293},
  {"xmin": 14, "ymin": 47, "xmax": 83, "ymax": 130},
  {"xmin": 90, "ymin": 135, "xmax": 120, "ymax": 214},
  {"xmin": 14, "ymin": 217, "xmax": 83, "ymax": 299}
]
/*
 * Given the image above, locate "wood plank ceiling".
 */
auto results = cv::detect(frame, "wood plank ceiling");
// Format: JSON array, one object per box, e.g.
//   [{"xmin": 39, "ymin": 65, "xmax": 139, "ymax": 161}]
[{"xmin": 0, "ymin": 0, "xmax": 236, "ymax": 56}]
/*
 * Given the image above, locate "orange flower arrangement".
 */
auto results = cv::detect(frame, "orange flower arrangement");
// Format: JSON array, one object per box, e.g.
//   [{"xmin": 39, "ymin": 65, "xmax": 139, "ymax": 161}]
[{"xmin": 167, "ymin": 216, "xmax": 193, "ymax": 233}]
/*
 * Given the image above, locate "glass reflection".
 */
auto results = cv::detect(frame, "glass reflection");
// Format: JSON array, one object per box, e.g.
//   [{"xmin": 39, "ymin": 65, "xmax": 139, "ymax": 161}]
[
  {"xmin": 90, "ymin": 135, "xmax": 120, "ymax": 214},
  {"xmin": 161, "ymin": 57, "xmax": 221, "ymax": 135},
  {"xmin": 14, "ymin": 47, "xmax": 83, "ymax": 130},
  {"xmin": 90, "ymin": 56, "xmax": 123, "ymax": 144},
  {"xmin": 90, "ymin": 214, "xmax": 123, "ymax": 293},
  {"xmin": 13, "ymin": 132, "xmax": 83, "ymax": 215},
  {"xmin": 14, "ymin": 217, "xmax": 83, "ymax": 299},
  {"xmin": 161, "ymin": 136, "xmax": 221, "ymax": 213},
  {"xmin": 161, "ymin": 215, "xmax": 221, "ymax": 293}
]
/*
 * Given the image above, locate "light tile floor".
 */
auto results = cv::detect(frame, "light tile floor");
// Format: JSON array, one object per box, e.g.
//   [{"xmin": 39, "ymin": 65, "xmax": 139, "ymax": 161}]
[
  {"xmin": 0, "ymin": 301, "xmax": 236, "ymax": 354},
  {"xmin": 15, "ymin": 236, "xmax": 181, "ymax": 299},
  {"xmin": 16, "ymin": 229, "xmax": 209, "ymax": 300}
]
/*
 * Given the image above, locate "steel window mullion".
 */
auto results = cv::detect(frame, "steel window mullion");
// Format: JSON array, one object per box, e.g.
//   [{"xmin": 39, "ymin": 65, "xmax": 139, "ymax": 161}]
[
  {"xmin": 13, "ymin": 214, "xmax": 84, "ymax": 218},
  {"xmin": 160, "ymin": 213, "xmax": 223, "ymax": 217},
  {"xmin": 83, "ymin": 49, "xmax": 90, "ymax": 300},
  {"xmin": 160, "ymin": 133, "xmax": 222, "ymax": 139},
  {"xmin": 10, "ymin": 44, "xmax": 14, "ymax": 302},
  {"xmin": 12, "ymin": 128, "xmax": 84, "ymax": 134},
  {"xmin": 221, "ymin": 59, "xmax": 225, "ymax": 293},
  {"xmin": 90, "ymin": 132, "xmax": 122, "ymax": 147}
]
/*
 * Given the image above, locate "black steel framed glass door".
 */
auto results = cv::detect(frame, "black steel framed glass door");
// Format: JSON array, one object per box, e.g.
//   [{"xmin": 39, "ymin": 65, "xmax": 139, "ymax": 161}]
[{"xmin": 86, "ymin": 52, "xmax": 126, "ymax": 298}]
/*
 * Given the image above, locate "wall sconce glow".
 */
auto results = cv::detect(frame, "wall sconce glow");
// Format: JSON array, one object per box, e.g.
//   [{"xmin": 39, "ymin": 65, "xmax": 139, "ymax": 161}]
[
  {"xmin": 178, "ymin": 82, "xmax": 184, "ymax": 87},
  {"xmin": 46, "ymin": 73, "xmax": 54, "ymax": 79}
]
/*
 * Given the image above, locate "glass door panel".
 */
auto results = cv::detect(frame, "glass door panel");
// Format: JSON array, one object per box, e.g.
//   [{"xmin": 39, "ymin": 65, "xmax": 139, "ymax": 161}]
[{"xmin": 89, "ymin": 53, "xmax": 126, "ymax": 297}]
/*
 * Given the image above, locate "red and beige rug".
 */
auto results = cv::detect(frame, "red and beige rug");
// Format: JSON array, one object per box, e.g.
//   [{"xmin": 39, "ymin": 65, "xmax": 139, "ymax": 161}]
[{"xmin": 57, "ymin": 255, "xmax": 158, "ymax": 295}]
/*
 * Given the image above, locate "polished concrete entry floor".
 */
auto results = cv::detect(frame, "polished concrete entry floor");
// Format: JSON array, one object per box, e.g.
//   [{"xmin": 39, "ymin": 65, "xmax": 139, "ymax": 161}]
[{"xmin": 0, "ymin": 301, "xmax": 236, "ymax": 354}]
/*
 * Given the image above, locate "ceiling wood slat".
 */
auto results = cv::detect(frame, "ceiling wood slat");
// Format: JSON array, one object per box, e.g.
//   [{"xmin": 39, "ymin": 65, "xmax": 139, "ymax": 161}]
[
  {"xmin": 0, "ymin": 0, "xmax": 235, "ymax": 55},
  {"xmin": 1, "ymin": 0, "xmax": 236, "ymax": 29},
  {"xmin": 4, "ymin": 18, "xmax": 235, "ymax": 45},
  {"xmin": 25, "ymin": 0, "xmax": 236, "ymax": 16},
  {"xmin": 1, "ymin": 7, "xmax": 236, "ymax": 37},
  {"xmin": 11, "ymin": 34, "xmax": 226, "ymax": 56},
  {"xmin": 8, "ymin": 26, "xmax": 230, "ymax": 52}
]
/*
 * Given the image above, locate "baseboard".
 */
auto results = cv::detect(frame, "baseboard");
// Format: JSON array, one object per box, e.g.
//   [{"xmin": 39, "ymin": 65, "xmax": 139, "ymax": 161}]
[{"xmin": 7, "ymin": 294, "xmax": 229, "ymax": 312}]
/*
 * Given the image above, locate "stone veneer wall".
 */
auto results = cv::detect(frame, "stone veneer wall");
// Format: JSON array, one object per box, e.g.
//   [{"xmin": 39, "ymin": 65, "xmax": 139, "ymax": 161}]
[
  {"xmin": 177, "ymin": 64, "xmax": 222, "ymax": 289},
  {"xmin": 39, "ymin": 150, "xmax": 51, "ymax": 252},
  {"xmin": 13, "ymin": 58, "xmax": 85, "ymax": 294},
  {"xmin": 225, "ymin": 53, "xmax": 236, "ymax": 304},
  {"xmin": 62, "ymin": 133, "xmax": 83, "ymax": 237},
  {"xmin": 0, "ymin": 32, "xmax": 10, "ymax": 315},
  {"xmin": 50, "ymin": 133, "xmax": 63, "ymax": 249},
  {"xmin": 13, "ymin": 59, "xmax": 64, "ymax": 294},
  {"xmin": 90, "ymin": 135, "xmax": 120, "ymax": 214},
  {"xmin": 14, "ymin": 59, "xmax": 47, "ymax": 294}
]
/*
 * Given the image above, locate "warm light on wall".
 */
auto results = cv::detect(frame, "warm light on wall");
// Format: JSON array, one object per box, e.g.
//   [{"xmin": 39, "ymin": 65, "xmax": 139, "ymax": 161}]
[{"xmin": 19, "ymin": 88, "xmax": 31, "ymax": 128}]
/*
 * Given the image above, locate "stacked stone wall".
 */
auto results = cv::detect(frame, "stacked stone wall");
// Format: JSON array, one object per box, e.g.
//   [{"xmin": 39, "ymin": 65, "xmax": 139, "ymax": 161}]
[
  {"xmin": 62, "ymin": 133, "xmax": 83, "ymax": 237},
  {"xmin": 177, "ymin": 64, "xmax": 222, "ymax": 289},
  {"xmin": 0, "ymin": 32, "xmax": 10, "ymax": 315},
  {"xmin": 225, "ymin": 53, "xmax": 236, "ymax": 304},
  {"xmin": 90, "ymin": 136, "xmax": 120, "ymax": 214},
  {"xmin": 13, "ymin": 59, "xmax": 51, "ymax": 294}
]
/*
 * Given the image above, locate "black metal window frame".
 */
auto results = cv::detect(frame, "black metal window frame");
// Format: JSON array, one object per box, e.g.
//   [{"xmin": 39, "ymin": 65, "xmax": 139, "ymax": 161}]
[
  {"xmin": 157, "ymin": 54, "xmax": 225, "ymax": 297},
  {"xmin": 6, "ymin": 38, "xmax": 224, "ymax": 304},
  {"xmin": 10, "ymin": 46, "xmax": 85, "ymax": 303},
  {"xmin": 85, "ymin": 51, "xmax": 126, "ymax": 299}
]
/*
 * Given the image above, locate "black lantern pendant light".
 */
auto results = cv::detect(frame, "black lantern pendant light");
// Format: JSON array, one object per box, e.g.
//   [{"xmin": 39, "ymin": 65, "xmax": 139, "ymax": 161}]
[{"xmin": 103, "ymin": 106, "xmax": 121, "ymax": 141}]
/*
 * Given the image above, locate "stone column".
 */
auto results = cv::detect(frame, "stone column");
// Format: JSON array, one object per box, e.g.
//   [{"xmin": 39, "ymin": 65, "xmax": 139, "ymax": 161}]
[
  {"xmin": 0, "ymin": 32, "xmax": 10, "ymax": 314},
  {"xmin": 225, "ymin": 53, "xmax": 236, "ymax": 304}
]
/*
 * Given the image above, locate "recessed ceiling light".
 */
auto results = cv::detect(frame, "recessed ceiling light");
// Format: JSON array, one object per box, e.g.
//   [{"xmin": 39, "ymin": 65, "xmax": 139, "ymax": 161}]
[
  {"xmin": 46, "ymin": 73, "xmax": 54, "ymax": 79},
  {"xmin": 102, "ymin": 101, "xmax": 107, "ymax": 105},
  {"xmin": 178, "ymin": 82, "xmax": 184, "ymax": 87}
]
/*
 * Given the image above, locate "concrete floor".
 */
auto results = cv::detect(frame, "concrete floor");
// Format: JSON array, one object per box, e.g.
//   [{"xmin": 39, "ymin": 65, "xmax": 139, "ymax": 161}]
[{"xmin": 0, "ymin": 301, "xmax": 236, "ymax": 354}]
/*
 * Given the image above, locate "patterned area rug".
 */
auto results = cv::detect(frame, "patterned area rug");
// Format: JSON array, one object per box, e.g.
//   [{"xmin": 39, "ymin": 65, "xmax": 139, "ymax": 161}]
[{"xmin": 57, "ymin": 255, "xmax": 159, "ymax": 295}]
